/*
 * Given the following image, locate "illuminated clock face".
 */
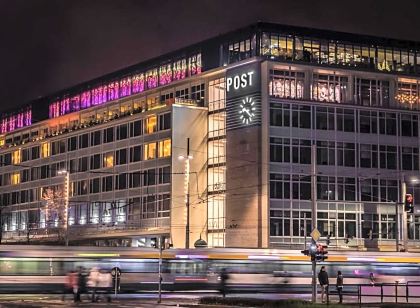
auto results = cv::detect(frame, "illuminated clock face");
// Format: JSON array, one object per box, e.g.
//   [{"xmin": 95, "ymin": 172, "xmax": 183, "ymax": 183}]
[{"xmin": 238, "ymin": 96, "xmax": 256, "ymax": 125}]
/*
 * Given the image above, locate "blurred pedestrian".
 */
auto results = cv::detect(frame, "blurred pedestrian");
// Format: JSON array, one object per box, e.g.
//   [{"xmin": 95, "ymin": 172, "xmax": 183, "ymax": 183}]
[
  {"xmin": 318, "ymin": 266, "xmax": 329, "ymax": 303},
  {"xmin": 336, "ymin": 270, "xmax": 343, "ymax": 303},
  {"xmin": 97, "ymin": 269, "xmax": 113, "ymax": 302},
  {"xmin": 76, "ymin": 267, "xmax": 87, "ymax": 302},
  {"xmin": 220, "ymin": 268, "xmax": 229, "ymax": 298},
  {"xmin": 62, "ymin": 270, "xmax": 77, "ymax": 301},
  {"xmin": 369, "ymin": 272, "xmax": 375, "ymax": 285},
  {"xmin": 88, "ymin": 267, "xmax": 100, "ymax": 302}
]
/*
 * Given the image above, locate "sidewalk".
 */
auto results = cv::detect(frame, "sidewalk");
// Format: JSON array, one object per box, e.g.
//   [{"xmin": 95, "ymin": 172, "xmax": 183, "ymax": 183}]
[{"xmin": 0, "ymin": 297, "xmax": 198, "ymax": 308}]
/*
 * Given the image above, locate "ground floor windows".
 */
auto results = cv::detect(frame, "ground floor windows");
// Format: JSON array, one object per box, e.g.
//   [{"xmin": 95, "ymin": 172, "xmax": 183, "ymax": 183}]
[{"xmin": 269, "ymin": 203, "xmax": 417, "ymax": 243}]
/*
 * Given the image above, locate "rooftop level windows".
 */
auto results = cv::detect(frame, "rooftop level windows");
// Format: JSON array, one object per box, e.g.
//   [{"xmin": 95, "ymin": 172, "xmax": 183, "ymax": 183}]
[
  {"xmin": 48, "ymin": 53, "xmax": 202, "ymax": 118},
  {"xmin": 396, "ymin": 79, "xmax": 420, "ymax": 109},
  {"xmin": 312, "ymin": 74, "xmax": 348, "ymax": 103},
  {"xmin": 269, "ymin": 69, "xmax": 304, "ymax": 99},
  {"xmin": 260, "ymin": 32, "xmax": 420, "ymax": 75}
]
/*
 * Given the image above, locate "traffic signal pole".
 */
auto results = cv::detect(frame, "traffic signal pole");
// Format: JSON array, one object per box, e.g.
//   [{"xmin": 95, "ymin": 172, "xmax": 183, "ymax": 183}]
[
  {"xmin": 311, "ymin": 144, "xmax": 317, "ymax": 303},
  {"xmin": 401, "ymin": 178, "xmax": 408, "ymax": 252}
]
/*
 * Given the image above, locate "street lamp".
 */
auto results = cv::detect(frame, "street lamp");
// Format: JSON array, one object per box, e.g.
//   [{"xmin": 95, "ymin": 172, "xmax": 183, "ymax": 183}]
[
  {"xmin": 178, "ymin": 138, "xmax": 193, "ymax": 249},
  {"xmin": 57, "ymin": 169, "xmax": 70, "ymax": 246}
]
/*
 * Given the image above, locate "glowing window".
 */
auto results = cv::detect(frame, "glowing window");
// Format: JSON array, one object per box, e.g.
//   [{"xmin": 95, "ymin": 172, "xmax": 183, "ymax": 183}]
[
  {"xmin": 0, "ymin": 138, "xmax": 4, "ymax": 147},
  {"xmin": 11, "ymin": 172, "xmax": 20, "ymax": 185},
  {"xmin": 158, "ymin": 139, "xmax": 171, "ymax": 158},
  {"xmin": 103, "ymin": 152, "xmax": 114, "ymax": 168},
  {"xmin": 144, "ymin": 142, "xmax": 157, "ymax": 160},
  {"xmin": 41, "ymin": 142, "xmax": 50, "ymax": 158},
  {"xmin": 12, "ymin": 149, "xmax": 21, "ymax": 164},
  {"xmin": 145, "ymin": 115, "xmax": 157, "ymax": 134}
]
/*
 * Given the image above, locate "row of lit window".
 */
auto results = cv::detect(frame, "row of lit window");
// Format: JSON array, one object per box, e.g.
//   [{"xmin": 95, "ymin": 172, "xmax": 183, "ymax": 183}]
[
  {"xmin": 268, "ymin": 69, "xmax": 420, "ymax": 108},
  {"xmin": 2, "ymin": 139, "xmax": 171, "ymax": 186}
]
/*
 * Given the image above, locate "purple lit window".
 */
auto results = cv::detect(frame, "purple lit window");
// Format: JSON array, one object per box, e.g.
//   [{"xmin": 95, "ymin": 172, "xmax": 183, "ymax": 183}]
[
  {"xmin": 0, "ymin": 106, "xmax": 32, "ymax": 133},
  {"xmin": 108, "ymin": 81, "xmax": 120, "ymax": 101},
  {"xmin": 46, "ymin": 54, "xmax": 202, "ymax": 119},
  {"xmin": 17, "ymin": 113, "xmax": 24, "ymax": 128},
  {"xmin": 25, "ymin": 109, "xmax": 32, "ymax": 126},
  {"xmin": 120, "ymin": 77, "xmax": 132, "ymax": 97},
  {"xmin": 132, "ymin": 74, "xmax": 145, "ymax": 93},
  {"xmin": 173, "ymin": 59, "xmax": 187, "ymax": 81},
  {"xmin": 81, "ymin": 91, "xmax": 91, "ymax": 109},
  {"xmin": 70, "ymin": 95, "xmax": 80, "ymax": 112},
  {"xmin": 49, "ymin": 101, "xmax": 60, "ymax": 118},
  {"xmin": 159, "ymin": 64, "xmax": 172, "ymax": 86},
  {"xmin": 1, "ymin": 118, "xmax": 7, "ymax": 133},
  {"xmin": 92, "ymin": 86, "xmax": 108, "ymax": 105},
  {"xmin": 60, "ymin": 98, "xmax": 70, "ymax": 115},
  {"xmin": 146, "ymin": 69, "xmax": 158, "ymax": 89}
]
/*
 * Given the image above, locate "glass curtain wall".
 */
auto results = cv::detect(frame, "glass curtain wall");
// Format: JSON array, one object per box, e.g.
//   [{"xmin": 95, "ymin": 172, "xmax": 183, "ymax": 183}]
[{"xmin": 208, "ymin": 77, "xmax": 226, "ymax": 247}]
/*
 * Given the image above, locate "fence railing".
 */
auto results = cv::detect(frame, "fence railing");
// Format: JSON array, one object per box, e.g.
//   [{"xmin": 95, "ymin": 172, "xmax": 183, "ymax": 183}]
[{"xmin": 357, "ymin": 281, "xmax": 420, "ymax": 304}]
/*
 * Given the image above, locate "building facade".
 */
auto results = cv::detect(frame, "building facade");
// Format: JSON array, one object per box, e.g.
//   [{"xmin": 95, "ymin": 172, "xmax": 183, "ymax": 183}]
[{"xmin": 1, "ymin": 23, "xmax": 420, "ymax": 250}]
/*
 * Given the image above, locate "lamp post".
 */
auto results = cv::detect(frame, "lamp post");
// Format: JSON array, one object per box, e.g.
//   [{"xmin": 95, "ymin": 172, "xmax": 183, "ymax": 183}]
[
  {"xmin": 57, "ymin": 170, "xmax": 70, "ymax": 246},
  {"xmin": 178, "ymin": 138, "xmax": 193, "ymax": 249}
]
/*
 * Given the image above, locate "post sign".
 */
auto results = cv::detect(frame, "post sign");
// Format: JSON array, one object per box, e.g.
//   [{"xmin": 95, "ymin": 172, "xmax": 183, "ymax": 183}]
[
  {"xmin": 226, "ymin": 62, "xmax": 260, "ymax": 100},
  {"xmin": 226, "ymin": 62, "xmax": 261, "ymax": 129}
]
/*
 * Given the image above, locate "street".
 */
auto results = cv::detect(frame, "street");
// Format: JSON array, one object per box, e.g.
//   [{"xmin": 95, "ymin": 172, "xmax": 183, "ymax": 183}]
[{"xmin": 1, "ymin": 291, "xmax": 419, "ymax": 307}]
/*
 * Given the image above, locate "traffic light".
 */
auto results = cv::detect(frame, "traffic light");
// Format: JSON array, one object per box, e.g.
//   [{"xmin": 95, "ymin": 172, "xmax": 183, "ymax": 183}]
[
  {"xmin": 301, "ymin": 239, "xmax": 317, "ymax": 260},
  {"xmin": 405, "ymin": 194, "xmax": 414, "ymax": 213},
  {"xmin": 316, "ymin": 243, "xmax": 328, "ymax": 262}
]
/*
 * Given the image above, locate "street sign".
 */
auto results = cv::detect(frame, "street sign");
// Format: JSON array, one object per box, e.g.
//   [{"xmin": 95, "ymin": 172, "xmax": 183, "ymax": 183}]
[{"xmin": 310, "ymin": 228, "xmax": 321, "ymax": 241}]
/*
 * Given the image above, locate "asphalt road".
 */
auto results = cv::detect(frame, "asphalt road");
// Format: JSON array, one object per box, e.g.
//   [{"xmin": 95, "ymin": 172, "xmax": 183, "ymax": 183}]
[{"xmin": 0, "ymin": 292, "xmax": 418, "ymax": 307}]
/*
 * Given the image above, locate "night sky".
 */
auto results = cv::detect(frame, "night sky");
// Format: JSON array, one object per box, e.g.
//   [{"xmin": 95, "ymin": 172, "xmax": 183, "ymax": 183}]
[{"xmin": 1, "ymin": 0, "xmax": 420, "ymax": 113}]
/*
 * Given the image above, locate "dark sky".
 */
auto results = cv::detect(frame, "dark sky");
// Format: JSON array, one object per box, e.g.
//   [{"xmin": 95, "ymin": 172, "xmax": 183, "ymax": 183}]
[{"xmin": 1, "ymin": 0, "xmax": 420, "ymax": 113}]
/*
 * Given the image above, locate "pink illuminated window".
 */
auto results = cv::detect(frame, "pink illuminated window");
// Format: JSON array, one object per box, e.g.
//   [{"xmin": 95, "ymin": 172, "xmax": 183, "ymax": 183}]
[
  {"xmin": 108, "ymin": 81, "xmax": 120, "ymax": 101},
  {"xmin": 119, "ymin": 77, "xmax": 132, "ymax": 97},
  {"xmin": 70, "ymin": 95, "xmax": 80, "ymax": 112},
  {"xmin": 60, "ymin": 98, "xmax": 70, "ymax": 115},
  {"xmin": 81, "ymin": 91, "xmax": 91, "ymax": 109},
  {"xmin": 159, "ymin": 64, "xmax": 172, "ymax": 86},
  {"xmin": 1, "ymin": 118, "xmax": 7, "ymax": 133},
  {"xmin": 92, "ymin": 86, "xmax": 108, "ymax": 105},
  {"xmin": 188, "ymin": 54, "xmax": 202, "ymax": 76},
  {"xmin": 0, "ymin": 107, "xmax": 32, "ymax": 133},
  {"xmin": 47, "ymin": 54, "xmax": 202, "ymax": 118},
  {"xmin": 132, "ymin": 74, "xmax": 145, "ymax": 93},
  {"xmin": 49, "ymin": 101, "xmax": 60, "ymax": 118},
  {"xmin": 173, "ymin": 59, "xmax": 187, "ymax": 81},
  {"xmin": 146, "ymin": 69, "xmax": 158, "ymax": 89}
]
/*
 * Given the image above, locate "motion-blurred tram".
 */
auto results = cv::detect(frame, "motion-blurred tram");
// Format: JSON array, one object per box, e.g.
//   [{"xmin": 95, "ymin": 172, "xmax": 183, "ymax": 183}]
[{"xmin": 0, "ymin": 246, "xmax": 420, "ymax": 293}]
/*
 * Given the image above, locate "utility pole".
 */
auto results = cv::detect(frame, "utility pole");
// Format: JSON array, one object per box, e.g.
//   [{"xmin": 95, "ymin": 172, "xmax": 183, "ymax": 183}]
[
  {"xmin": 179, "ymin": 138, "xmax": 192, "ymax": 249},
  {"xmin": 401, "ymin": 176, "xmax": 408, "ymax": 252},
  {"xmin": 311, "ymin": 144, "xmax": 317, "ymax": 303},
  {"xmin": 157, "ymin": 236, "xmax": 163, "ymax": 304}
]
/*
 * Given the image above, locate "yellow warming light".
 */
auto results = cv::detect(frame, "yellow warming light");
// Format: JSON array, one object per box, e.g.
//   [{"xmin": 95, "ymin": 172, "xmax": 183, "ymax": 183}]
[
  {"xmin": 146, "ymin": 115, "xmax": 157, "ymax": 134},
  {"xmin": 104, "ymin": 153, "xmax": 114, "ymax": 168},
  {"xmin": 12, "ymin": 149, "xmax": 21, "ymax": 164},
  {"xmin": 41, "ymin": 142, "xmax": 50, "ymax": 158},
  {"xmin": 11, "ymin": 172, "xmax": 20, "ymax": 185}
]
